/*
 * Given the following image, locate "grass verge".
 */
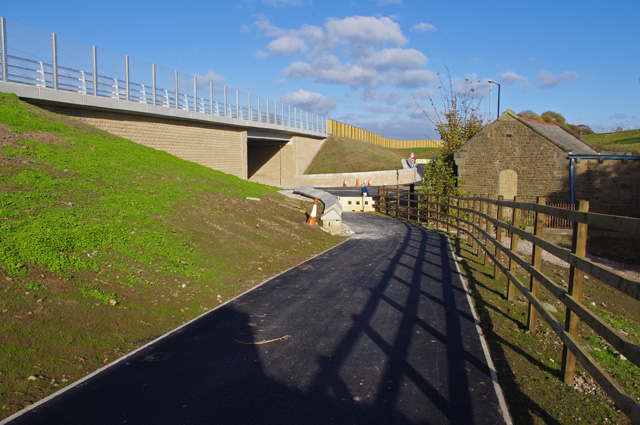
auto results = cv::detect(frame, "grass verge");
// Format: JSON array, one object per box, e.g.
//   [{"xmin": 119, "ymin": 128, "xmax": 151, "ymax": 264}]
[
  {"xmin": 0, "ymin": 93, "xmax": 341, "ymax": 418},
  {"xmin": 304, "ymin": 135, "xmax": 441, "ymax": 174},
  {"xmin": 583, "ymin": 129, "xmax": 640, "ymax": 154},
  {"xmin": 449, "ymin": 233, "xmax": 639, "ymax": 424}
]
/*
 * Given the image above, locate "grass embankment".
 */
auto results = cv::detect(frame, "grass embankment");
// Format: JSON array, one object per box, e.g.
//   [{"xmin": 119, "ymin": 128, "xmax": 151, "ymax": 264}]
[
  {"xmin": 451, "ymin": 235, "xmax": 639, "ymax": 424},
  {"xmin": 305, "ymin": 135, "xmax": 441, "ymax": 174},
  {"xmin": 583, "ymin": 129, "xmax": 640, "ymax": 154},
  {"xmin": 0, "ymin": 93, "xmax": 340, "ymax": 419}
]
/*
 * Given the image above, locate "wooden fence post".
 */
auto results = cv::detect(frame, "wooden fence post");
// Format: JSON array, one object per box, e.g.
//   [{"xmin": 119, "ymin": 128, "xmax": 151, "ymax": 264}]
[
  {"xmin": 395, "ymin": 184, "xmax": 399, "ymax": 218},
  {"xmin": 481, "ymin": 198, "xmax": 488, "ymax": 264},
  {"xmin": 455, "ymin": 197, "xmax": 460, "ymax": 237},
  {"xmin": 494, "ymin": 195, "xmax": 504, "ymax": 280},
  {"xmin": 436, "ymin": 194, "xmax": 440, "ymax": 230},
  {"xmin": 472, "ymin": 199, "xmax": 479, "ymax": 256},
  {"xmin": 425, "ymin": 193, "xmax": 430, "ymax": 227},
  {"xmin": 444, "ymin": 195, "xmax": 449, "ymax": 233},
  {"xmin": 484, "ymin": 198, "xmax": 492, "ymax": 267},
  {"xmin": 561, "ymin": 200, "xmax": 589, "ymax": 385},
  {"xmin": 527, "ymin": 196, "xmax": 546, "ymax": 332},
  {"xmin": 507, "ymin": 196, "xmax": 521, "ymax": 301}
]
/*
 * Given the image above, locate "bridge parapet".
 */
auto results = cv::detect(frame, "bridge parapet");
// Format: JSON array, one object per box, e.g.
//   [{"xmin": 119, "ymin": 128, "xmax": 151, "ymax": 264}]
[{"xmin": 0, "ymin": 18, "xmax": 326, "ymax": 137}]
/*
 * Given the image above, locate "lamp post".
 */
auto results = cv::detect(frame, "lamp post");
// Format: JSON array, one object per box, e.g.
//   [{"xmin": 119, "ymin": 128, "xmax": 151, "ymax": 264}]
[{"xmin": 488, "ymin": 80, "xmax": 501, "ymax": 120}]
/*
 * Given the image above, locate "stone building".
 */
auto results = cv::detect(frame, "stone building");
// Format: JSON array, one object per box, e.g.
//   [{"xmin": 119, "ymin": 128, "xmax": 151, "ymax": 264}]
[{"xmin": 454, "ymin": 110, "xmax": 640, "ymax": 213}]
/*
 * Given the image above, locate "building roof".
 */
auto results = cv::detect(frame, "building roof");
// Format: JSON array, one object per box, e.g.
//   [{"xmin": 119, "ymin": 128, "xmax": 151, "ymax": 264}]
[{"xmin": 518, "ymin": 115, "xmax": 599, "ymax": 155}]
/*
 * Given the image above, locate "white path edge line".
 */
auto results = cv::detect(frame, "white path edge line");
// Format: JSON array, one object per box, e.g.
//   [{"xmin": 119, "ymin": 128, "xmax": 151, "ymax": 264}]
[
  {"xmin": 445, "ymin": 238, "xmax": 514, "ymax": 425},
  {"xmin": 0, "ymin": 237, "xmax": 353, "ymax": 425}
]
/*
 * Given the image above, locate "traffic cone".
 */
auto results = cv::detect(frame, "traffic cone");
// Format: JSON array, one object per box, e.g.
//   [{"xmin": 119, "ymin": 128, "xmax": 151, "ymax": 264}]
[
  {"xmin": 368, "ymin": 178, "xmax": 372, "ymax": 186},
  {"xmin": 356, "ymin": 179, "xmax": 359, "ymax": 186},
  {"xmin": 343, "ymin": 179, "xmax": 347, "ymax": 187},
  {"xmin": 306, "ymin": 198, "xmax": 318, "ymax": 226}
]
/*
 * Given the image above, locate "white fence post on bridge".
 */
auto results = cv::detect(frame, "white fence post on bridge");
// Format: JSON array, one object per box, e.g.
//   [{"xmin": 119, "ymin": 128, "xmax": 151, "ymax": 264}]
[
  {"xmin": 125, "ymin": 55, "xmax": 130, "ymax": 101},
  {"xmin": 209, "ymin": 82, "xmax": 213, "ymax": 115},
  {"xmin": 236, "ymin": 90, "xmax": 239, "ymax": 119},
  {"xmin": 152, "ymin": 63, "xmax": 156, "ymax": 105},
  {"xmin": 0, "ymin": 18, "xmax": 6, "ymax": 82},
  {"xmin": 92, "ymin": 46, "xmax": 98, "ymax": 96},
  {"xmin": 223, "ymin": 86, "xmax": 227, "ymax": 118},
  {"xmin": 174, "ymin": 70, "xmax": 179, "ymax": 109},
  {"xmin": 193, "ymin": 75, "xmax": 197, "ymax": 112},
  {"xmin": 51, "ymin": 32, "xmax": 58, "ymax": 90}
]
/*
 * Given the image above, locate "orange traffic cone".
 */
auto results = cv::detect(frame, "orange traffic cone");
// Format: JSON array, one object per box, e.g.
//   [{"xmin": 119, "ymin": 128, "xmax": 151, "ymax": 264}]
[
  {"xmin": 343, "ymin": 179, "xmax": 347, "ymax": 187},
  {"xmin": 355, "ymin": 179, "xmax": 359, "ymax": 186},
  {"xmin": 306, "ymin": 198, "xmax": 318, "ymax": 226},
  {"xmin": 368, "ymin": 178, "xmax": 371, "ymax": 186}
]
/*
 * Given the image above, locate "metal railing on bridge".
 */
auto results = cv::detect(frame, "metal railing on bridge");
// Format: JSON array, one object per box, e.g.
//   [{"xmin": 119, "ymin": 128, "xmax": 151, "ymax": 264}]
[{"xmin": 0, "ymin": 18, "xmax": 327, "ymax": 135}]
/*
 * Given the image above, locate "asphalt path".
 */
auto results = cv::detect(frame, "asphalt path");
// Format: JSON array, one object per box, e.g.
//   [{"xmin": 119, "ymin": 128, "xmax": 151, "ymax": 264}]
[{"xmin": 4, "ymin": 213, "xmax": 507, "ymax": 425}]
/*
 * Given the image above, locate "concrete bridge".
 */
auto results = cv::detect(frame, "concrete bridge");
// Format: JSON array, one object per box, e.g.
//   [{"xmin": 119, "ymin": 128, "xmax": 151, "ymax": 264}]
[
  {"xmin": 0, "ymin": 18, "xmax": 420, "ymax": 187},
  {"xmin": 0, "ymin": 18, "xmax": 330, "ymax": 186}
]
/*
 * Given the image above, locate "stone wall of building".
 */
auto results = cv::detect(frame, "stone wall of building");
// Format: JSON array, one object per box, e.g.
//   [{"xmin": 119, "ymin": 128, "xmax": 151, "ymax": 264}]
[
  {"xmin": 454, "ymin": 114, "xmax": 570, "ymax": 202},
  {"xmin": 574, "ymin": 158, "xmax": 640, "ymax": 207}
]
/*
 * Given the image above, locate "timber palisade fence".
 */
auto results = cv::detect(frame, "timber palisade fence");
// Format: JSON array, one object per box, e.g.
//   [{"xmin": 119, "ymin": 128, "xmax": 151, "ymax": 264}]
[
  {"xmin": 0, "ymin": 18, "xmax": 326, "ymax": 135},
  {"xmin": 379, "ymin": 186, "xmax": 640, "ymax": 424}
]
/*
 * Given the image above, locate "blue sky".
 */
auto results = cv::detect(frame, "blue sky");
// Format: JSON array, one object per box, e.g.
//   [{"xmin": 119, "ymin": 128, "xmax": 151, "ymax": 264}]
[{"xmin": 2, "ymin": 0, "xmax": 639, "ymax": 140}]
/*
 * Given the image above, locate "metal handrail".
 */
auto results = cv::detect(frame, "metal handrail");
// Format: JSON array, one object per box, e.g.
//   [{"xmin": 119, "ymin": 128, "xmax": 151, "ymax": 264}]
[{"xmin": 0, "ymin": 17, "xmax": 327, "ymax": 135}]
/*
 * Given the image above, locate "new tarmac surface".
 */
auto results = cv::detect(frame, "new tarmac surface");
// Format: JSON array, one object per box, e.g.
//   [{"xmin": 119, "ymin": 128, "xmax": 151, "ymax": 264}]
[{"xmin": 3, "ymin": 213, "xmax": 508, "ymax": 425}]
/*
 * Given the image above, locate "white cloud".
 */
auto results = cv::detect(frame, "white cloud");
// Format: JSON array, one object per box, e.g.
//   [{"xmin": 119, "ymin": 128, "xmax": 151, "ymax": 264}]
[
  {"xmin": 256, "ymin": 35, "xmax": 308, "ymax": 58},
  {"xmin": 537, "ymin": 70, "xmax": 580, "ymax": 88},
  {"xmin": 280, "ymin": 89, "xmax": 339, "ymax": 115},
  {"xmin": 356, "ymin": 89, "xmax": 404, "ymax": 105},
  {"xmin": 411, "ymin": 22, "xmax": 437, "ymax": 33},
  {"xmin": 325, "ymin": 16, "xmax": 407, "ymax": 47},
  {"xmin": 499, "ymin": 70, "xmax": 528, "ymax": 84},
  {"xmin": 284, "ymin": 55, "xmax": 379, "ymax": 87},
  {"xmin": 389, "ymin": 69, "xmax": 437, "ymax": 88},
  {"xmin": 359, "ymin": 48, "xmax": 427, "ymax": 71},
  {"xmin": 195, "ymin": 70, "xmax": 225, "ymax": 86},
  {"xmin": 282, "ymin": 61, "xmax": 313, "ymax": 79},
  {"xmin": 379, "ymin": 0, "xmax": 403, "ymax": 5}
]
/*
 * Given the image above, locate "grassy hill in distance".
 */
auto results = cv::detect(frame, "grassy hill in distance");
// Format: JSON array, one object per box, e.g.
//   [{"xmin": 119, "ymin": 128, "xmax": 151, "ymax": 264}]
[
  {"xmin": 0, "ymin": 93, "xmax": 340, "ymax": 418},
  {"xmin": 583, "ymin": 129, "xmax": 640, "ymax": 153},
  {"xmin": 305, "ymin": 135, "xmax": 441, "ymax": 175}
]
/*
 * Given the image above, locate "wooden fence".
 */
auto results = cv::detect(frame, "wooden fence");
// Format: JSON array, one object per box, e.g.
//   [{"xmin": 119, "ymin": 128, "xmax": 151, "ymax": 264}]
[{"xmin": 378, "ymin": 186, "xmax": 640, "ymax": 424}]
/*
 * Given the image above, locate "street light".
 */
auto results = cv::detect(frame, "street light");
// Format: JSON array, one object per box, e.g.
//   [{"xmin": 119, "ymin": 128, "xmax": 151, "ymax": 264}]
[{"xmin": 488, "ymin": 80, "xmax": 501, "ymax": 120}]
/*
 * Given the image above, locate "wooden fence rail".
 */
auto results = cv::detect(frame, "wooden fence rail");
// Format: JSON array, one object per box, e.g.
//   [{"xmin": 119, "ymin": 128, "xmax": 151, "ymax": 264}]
[{"xmin": 378, "ymin": 185, "xmax": 640, "ymax": 424}]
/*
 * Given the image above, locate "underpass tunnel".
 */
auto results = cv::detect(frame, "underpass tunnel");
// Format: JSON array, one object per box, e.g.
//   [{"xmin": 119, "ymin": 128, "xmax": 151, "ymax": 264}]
[{"xmin": 247, "ymin": 130, "xmax": 293, "ymax": 186}]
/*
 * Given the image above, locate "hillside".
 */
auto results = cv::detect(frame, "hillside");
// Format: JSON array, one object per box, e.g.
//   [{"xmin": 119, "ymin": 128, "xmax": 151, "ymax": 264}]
[
  {"xmin": 583, "ymin": 129, "xmax": 640, "ymax": 153},
  {"xmin": 305, "ymin": 135, "xmax": 441, "ymax": 174},
  {"xmin": 0, "ymin": 93, "xmax": 340, "ymax": 419}
]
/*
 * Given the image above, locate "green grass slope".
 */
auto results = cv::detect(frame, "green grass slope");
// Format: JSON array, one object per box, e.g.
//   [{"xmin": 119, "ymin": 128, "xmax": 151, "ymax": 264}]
[
  {"xmin": 0, "ymin": 93, "xmax": 339, "ymax": 418},
  {"xmin": 583, "ymin": 129, "xmax": 640, "ymax": 153},
  {"xmin": 305, "ymin": 135, "xmax": 441, "ymax": 174}
]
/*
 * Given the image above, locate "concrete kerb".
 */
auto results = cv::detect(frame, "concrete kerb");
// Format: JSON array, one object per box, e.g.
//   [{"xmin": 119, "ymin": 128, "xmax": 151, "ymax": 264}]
[{"xmin": 293, "ymin": 185, "xmax": 343, "ymax": 233}]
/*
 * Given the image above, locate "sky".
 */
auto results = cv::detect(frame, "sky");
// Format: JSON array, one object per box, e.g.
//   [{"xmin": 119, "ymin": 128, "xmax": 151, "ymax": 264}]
[{"xmin": 2, "ymin": 0, "xmax": 639, "ymax": 140}]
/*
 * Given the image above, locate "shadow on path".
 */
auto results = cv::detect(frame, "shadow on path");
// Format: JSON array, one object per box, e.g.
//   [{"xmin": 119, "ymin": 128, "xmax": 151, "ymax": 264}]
[{"xmin": 6, "ymin": 214, "xmax": 506, "ymax": 425}]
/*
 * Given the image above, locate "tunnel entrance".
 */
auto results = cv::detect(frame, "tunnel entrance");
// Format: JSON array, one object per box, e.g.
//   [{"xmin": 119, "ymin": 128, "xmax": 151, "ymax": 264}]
[{"xmin": 246, "ymin": 130, "xmax": 292, "ymax": 185}]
